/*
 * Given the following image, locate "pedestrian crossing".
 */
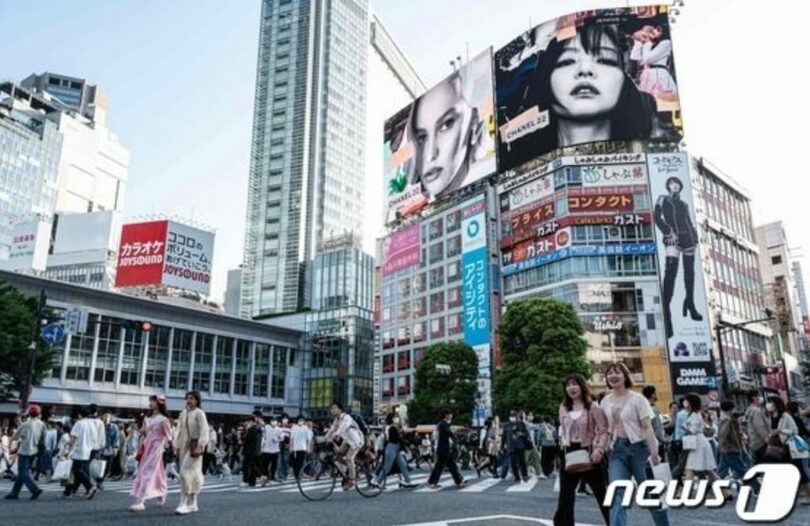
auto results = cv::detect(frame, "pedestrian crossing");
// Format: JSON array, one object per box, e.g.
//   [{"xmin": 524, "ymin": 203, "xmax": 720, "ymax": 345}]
[{"xmin": 0, "ymin": 473, "xmax": 556, "ymax": 497}]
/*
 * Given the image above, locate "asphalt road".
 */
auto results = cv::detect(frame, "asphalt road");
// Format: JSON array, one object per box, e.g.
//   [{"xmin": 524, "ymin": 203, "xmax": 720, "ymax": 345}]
[{"xmin": 2, "ymin": 470, "xmax": 809, "ymax": 526}]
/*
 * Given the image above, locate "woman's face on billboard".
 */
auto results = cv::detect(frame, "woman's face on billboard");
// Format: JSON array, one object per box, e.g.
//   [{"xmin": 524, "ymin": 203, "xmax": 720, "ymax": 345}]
[
  {"xmin": 412, "ymin": 77, "xmax": 469, "ymax": 197},
  {"xmin": 550, "ymin": 32, "xmax": 624, "ymax": 121}
]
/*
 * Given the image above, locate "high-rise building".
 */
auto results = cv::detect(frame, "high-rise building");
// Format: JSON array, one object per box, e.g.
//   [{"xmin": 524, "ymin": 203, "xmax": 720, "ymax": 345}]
[
  {"xmin": 22, "ymin": 72, "xmax": 129, "ymax": 215},
  {"xmin": 0, "ymin": 83, "xmax": 63, "ymax": 260},
  {"xmin": 241, "ymin": 0, "xmax": 424, "ymax": 318},
  {"xmin": 754, "ymin": 221, "xmax": 803, "ymax": 389}
]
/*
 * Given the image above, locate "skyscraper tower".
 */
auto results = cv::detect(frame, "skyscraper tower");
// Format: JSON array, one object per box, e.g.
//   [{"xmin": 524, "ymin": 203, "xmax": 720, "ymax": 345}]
[{"xmin": 241, "ymin": 0, "xmax": 424, "ymax": 318}]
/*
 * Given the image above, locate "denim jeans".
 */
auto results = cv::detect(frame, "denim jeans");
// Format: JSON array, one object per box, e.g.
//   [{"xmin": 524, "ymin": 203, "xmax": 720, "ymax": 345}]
[
  {"xmin": 717, "ymin": 451, "xmax": 760, "ymax": 493},
  {"xmin": 376, "ymin": 443, "xmax": 412, "ymax": 485},
  {"xmin": 10, "ymin": 454, "xmax": 40, "ymax": 496},
  {"xmin": 609, "ymin": 438, "xmax": 670, "ymax": 526}
]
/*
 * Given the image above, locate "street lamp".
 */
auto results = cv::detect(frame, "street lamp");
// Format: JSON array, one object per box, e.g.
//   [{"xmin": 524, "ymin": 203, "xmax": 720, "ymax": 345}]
[{"xmin": 716, "ymin": 309, "xmax": 774, "ymax": 397}]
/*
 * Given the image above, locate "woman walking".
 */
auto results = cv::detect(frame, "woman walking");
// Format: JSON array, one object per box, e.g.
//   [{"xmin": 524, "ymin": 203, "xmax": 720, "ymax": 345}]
[
  {"xmin": 374, "ymin": 413, "xmax": 418, "ymax": 489},
  {"xmin": 766, "ymin": 396, "xmax": 810, "ymax": 505},
  {"xmin": 175, "ymin": 391, "xmax": 209, "ymax": 515},
  {"xmin": 682, "ymin": 394, "xmax": 720, "ymax": 484},
  {"xmin": 129, "ymin": 395, "xmax": 173, "ymax": 512},
  {"xmin": 602, "ymin": 362, "xmax": 670, "ymax": 526},
  {"xmin": 553, "ymin": 374, "xmax": 609, "ymax": 526}
]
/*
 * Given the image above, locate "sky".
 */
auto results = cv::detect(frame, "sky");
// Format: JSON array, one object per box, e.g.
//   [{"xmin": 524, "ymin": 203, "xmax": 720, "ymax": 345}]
[{"xmin": 1, "ymin": 0, "xmax": 808, "ymax": 301}]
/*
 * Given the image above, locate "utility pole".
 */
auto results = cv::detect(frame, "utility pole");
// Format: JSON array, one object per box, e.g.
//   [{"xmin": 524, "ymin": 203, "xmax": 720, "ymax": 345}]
[{"xmin": 20, "ymin": 290, "xmax": 47, "ymax": 410}]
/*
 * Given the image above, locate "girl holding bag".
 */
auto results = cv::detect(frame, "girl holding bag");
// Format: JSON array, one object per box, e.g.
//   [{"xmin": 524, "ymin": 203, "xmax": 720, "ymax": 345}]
[
  {"xmin": 553, "ymin": 373, "xmax": 609, "ymax": 526},
  {"xmin": 767, "ymin": 396, "xmax": 810, "ymax": 505},
  {"xmin": 682, "ymin": 393, "xmax": 720, "ymax": 482}
]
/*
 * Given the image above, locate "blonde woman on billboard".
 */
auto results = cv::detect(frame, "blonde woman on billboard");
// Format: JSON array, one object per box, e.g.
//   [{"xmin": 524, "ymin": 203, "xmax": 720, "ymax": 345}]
[
  {"xmin": 654, "ymin": 176, "xmax": 702, "ymax": 340},
  {"xmin": 408, "ymin": 69, "xmax": 491, "ymax": 200}
]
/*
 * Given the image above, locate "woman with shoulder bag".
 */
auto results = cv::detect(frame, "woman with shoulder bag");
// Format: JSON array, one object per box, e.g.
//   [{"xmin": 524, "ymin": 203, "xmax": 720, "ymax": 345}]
[
  {"xmin": 682, "ymin": 394, "xmax": 720, "ymax": 484},
  {"xmin": 767, "ymin": 396, "xmax": 810, "ymax": 505},
  {"xmin": 553, "ymin": 373, "xmax": 609, "ymax": 526}
]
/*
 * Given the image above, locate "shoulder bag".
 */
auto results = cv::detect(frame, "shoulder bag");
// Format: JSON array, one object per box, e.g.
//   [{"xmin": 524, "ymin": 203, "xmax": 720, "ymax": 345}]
[
  {"xmin": 563, "ymin": 407, "xmax": 594, "ymax": 474},
  {"xmin": 681, "ymin": 434, "xmax": 697, "ymax": 451}
]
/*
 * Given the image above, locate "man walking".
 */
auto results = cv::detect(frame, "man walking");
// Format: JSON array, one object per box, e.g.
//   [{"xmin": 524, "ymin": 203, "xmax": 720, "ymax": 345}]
[
  {"xmin": 524, "ymin": 412, "xmax": 543, "ymax": 479},
  {"xmin": 427, "ymin": 409, "xmax": 467, "ymax": 489},
  {"xmin": 538, "ymin": 417, "xmax": 558, "ymax": 478},
  {"xmin": 87, "ymin": 404, "xmax": 106, "ymax": 489},
  {"xmin": 743, "ymin": 389, "xmax": 770, "ymax": 464},
  {"xmin": 97, "ymin": 413, "xmax": 118, "ymax": 489},
  {"xmin": 670, "ymin": 398, "xmax": 690, "ymax": 480},
  {"xmin": 65, "ymin": 406, "xmax": 98, "ymax": 499},
  {"xmin": 503, "ymin": 410, "xmax": 529, "ymax": 484},
  {"xmin": 241, "ymin": 411, "xmax": 264, "ymax": 487},
  {"xmin": 4, "ymin": 405, "xmax": 46, "ymax": 500},
  {"xmin": 717, "ymin": 400, "xmax": 760, "ymax": 494}
]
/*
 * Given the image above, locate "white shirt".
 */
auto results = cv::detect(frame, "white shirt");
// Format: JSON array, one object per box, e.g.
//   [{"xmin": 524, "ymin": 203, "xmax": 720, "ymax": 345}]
[
  {"xmin": 70, "ymin": 419, "xmax": 95, "ymax": 461},
  {"xmin": 326, "ymin": 413, "xmax": 364, "ymax": 449},
  {"xmin": 601, "ymin": 391, "xmax": 656, "ymax": 445},
  {"xmin": 290, "ymin": 424, "xmax": 313, "ymax": 452},
  {"xmin": 262, "ymin": 425, "xmax": 284, "ymax": 454},
  {"xmin": 89, "ymin": 417, "xmax": 105, "ymax": 451}
]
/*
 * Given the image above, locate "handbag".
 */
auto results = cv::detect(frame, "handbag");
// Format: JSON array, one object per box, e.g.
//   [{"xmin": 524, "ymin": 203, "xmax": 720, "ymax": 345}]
[
  {"xmin": 789, "ymin": 436, "xmax": 810, "ymax": 460},
  {"xmin": 669, "ymin": 440, "xmax": 683, "ymax": 453},
  {"xmin": 90, "ymin": 458, "xmax": 107, "ymax": 479},
  {"xmin": 564, "ymin": 448, "xmax": 593, "ymax": 474},
  {"xmin": 134, "ymin": 443, "xmax": 145, "ymax": 463},
  {"xmin": 53, "ymin": 458, "xmax": 73, "ymax": 481},
  {"xmin": 764, "ymin": 437, "xmax": 788, "ymax": 461},
  {"xmin": 682, "ymin": 435, "xmax": 697, "ymax": 451}
]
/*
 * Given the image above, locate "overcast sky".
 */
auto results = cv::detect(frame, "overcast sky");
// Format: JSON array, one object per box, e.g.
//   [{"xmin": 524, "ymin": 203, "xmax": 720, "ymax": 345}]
[{"xmin": 1, "ymin": 0, "xmax": 807, "ymax": 300}]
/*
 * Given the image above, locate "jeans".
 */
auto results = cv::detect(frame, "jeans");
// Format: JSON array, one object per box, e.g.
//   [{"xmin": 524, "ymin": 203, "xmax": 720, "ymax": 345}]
[
  {"xmin": 717, "ymin": 451, "xmax": 760, "ymax": 493},
  {"xmin": 510, "ymin": 448, "xmax": 528, "ymax": 481},
  {"xmin": 278, "ymin": 445, "xmax": 289, "ymax": 479},
  {"xmin": 609, "ymin": 438, "xmax": 670, "ymax": 526},
  {"xmin": 376, "ymin": 443, "xmax": 412, "ymax": 485},
  {"xmin": 9, "ymin": 455, "xmax": 40, "ymax": 496},
  {"xmin": 498, "ymin": 451, "xmax": 511, "ymax": 479}
]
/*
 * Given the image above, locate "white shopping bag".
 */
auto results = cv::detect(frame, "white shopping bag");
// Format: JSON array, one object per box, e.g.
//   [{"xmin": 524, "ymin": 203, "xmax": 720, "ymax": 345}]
[
  {"xmin": 553, "ymin": 473, "xmax": 561, "ymax": 493},
  {"xmin": 90, "ymin": 459, "xmax": 107, "ymax": 479},
  {"xmin": 53, "ymin": 458, "xmax": 73, "ymax": 481}
]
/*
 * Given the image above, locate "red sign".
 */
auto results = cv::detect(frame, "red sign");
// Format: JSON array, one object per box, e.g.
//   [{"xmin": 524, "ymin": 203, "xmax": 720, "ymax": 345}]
[
  {"xmin": 503, "ymin": 227, "xmax": 572, "ymax": 265},
  {"xmin": 501, "ymin": 212, "xmax": 651, "ymax": 249},
  {"xmin": 115, "ymin": 221, "xmax": 168, "ymax": 288},
  {"xmin": 568, "ymin": 193, "xmax": 633, "ymax": 213}
]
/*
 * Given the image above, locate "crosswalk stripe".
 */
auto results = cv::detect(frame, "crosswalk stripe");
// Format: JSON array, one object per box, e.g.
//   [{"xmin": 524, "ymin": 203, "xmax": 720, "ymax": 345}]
[
  {"xmin": 506, "ymin": 478, "xmax": 538, "ymax": 492},
  {"xmin": 460, "ymin": 477, "xmax": 502, "ymax": 493}
]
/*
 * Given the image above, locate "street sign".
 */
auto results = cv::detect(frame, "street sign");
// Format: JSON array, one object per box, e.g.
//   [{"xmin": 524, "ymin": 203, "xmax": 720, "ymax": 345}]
[
  {"xmin": 65, "ymin": 306, "xmax": 90, "ymax": 335},
  {"xmin": 41, "ymin": 323, "xmax": 65, "ymax": 345}
]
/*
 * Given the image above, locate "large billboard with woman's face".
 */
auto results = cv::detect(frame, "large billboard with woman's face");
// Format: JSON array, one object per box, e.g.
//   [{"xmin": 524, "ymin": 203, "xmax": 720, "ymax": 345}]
[
  {"xmin": 383, "ymin": 49, "xmax": 497, "ymax": 225},
  {"xmin": 495, "ymin": 6, "xmax": 682, "ymax": 173}
]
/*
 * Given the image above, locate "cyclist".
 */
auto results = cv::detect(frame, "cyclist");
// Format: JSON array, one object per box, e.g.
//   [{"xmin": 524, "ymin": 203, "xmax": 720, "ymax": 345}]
[{"xmin": 325, "ymin": 402, "xmax": 364, "ymax": 491}]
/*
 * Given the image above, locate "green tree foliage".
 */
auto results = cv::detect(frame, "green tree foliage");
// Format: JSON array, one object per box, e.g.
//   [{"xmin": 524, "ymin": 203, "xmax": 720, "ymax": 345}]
[
  {"xmin": 494, "ymin": 298, "xmax": 591, "ymax": 420},
  {"xmin": 408, "ymin": 341, "xmax": 478, "ymax": 426},
  {"xmin": 0, "ymin": 281, "xmax": 56, "ymax": 402}
]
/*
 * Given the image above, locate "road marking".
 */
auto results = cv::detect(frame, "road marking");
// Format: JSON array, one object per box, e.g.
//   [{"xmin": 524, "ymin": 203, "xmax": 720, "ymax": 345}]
[
  {"xmin": 394, "ymin": 514, "xmax": 600, "ymax": 526},
  {"xmin": 460, "ymin": 477, "xmax": 502, "ymax": 493},
  {"xmin": 506, "ymin": 478, "xmax": 538, "ymax": 492}
]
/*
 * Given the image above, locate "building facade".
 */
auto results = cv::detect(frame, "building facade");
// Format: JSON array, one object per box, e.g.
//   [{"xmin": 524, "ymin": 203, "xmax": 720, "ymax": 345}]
[
  {"xmin": 241, "ymin": 1, "xmax": 423, "ymax": 318},
  {"xmin": 0, "ymin": 83, "xmax": 63, "ymax": 261},
  {"xmin": 692, "ymin": 158, "xmax": 775, "ymax": 397},
  {"xmin": 0, "ymin": 269, "xmax": 303, "ymax": 417}
]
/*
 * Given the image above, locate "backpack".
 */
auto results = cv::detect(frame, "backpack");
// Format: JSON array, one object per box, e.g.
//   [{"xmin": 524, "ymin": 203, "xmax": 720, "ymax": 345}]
[{"xmin": 349, "ymin": 413, "xmax": 368, "ymax": 436}]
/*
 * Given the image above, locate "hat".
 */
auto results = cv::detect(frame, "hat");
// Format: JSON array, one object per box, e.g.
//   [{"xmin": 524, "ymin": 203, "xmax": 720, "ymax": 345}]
[{"xmin": 27, "ymin": 404, "xmax": 42, "ymax": 418}]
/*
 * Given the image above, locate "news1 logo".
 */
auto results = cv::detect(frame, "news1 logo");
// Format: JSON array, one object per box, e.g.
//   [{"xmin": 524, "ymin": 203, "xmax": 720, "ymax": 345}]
[{"xmin": 604, "ymin": 464, "xmax": 801, "ymax": 522}]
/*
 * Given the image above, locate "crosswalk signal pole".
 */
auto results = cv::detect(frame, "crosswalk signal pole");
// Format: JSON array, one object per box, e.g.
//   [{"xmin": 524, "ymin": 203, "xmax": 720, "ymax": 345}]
[{"xmin": 20, "ymin": 290, "xmax": 47, "ymax": 411}]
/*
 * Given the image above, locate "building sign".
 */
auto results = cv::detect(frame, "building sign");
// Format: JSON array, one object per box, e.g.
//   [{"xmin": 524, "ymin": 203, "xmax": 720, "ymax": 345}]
[
  {"xmin": 494, "ymin": 6, "xmax": 682, "ymax": 173},
  {"xmin": 648, "ymin": 153, "xmax": 716, "ymax": 395},
  {"xmin": 581, "ymin": 164, "xmax": 648, "ymax": 187},
  {"xmin": 502, "ymin": 242, "xmax": 657, "ymax": 276},
  {"xmin": 579, "ymin": 283, "xmax": 613, "ymax": 307},
  {"xmin": 383, "ymin": 50, "xmax": 496, "ymax": 225},
  {"xmin": 568, "ymin": 193, "xmax": 634, "ymax": 213},
  {"xmin": 382, "ymin": 223, "xmax": 421, "ymax": 276},
  {"xmin": 501, "ymin": 212, "xmax": 651, "ymax": 249},
  {"xmin": 115, "ymin": 220, "xmax": 215, "ymax": 295},
  {"xmin": 3, "ymin": 220, "xmax": 51, "ymax": 272},
  {"xmin": 502, "ymin": 227, "xmax": 571, "ymax": 265},
  {"xmin": 505, "ymin": 174, "xmax": 554, "ymax": 211}
]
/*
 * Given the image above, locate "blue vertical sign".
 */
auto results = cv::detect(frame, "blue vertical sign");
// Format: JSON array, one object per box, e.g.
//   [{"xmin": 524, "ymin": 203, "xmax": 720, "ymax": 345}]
[{"xmin": 462, "ymin": 211, "xmax": 490, "ymax": 347}]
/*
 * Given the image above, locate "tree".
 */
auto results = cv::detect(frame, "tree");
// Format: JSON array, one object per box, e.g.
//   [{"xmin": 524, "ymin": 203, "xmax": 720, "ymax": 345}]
[
  {"xmin": 408, "ymin": 341, "xmax": 478, "ymax": 426},
  {"xmin": 0, "ymin": 281, "xmax": 56, "ymax": 402},
  {"xmin": 494, "ymin": 298, "xmax": 591, "ymax": 420}
]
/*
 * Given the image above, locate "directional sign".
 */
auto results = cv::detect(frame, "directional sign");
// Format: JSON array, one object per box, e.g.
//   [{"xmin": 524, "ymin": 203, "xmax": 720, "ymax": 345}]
[
  {"xmin": 65, "ymin": 307, "xmax": 90, "ymax": 335},
  {"xmin": 41, "ymin": 323, "xmax": 65, "ymax": 345}
]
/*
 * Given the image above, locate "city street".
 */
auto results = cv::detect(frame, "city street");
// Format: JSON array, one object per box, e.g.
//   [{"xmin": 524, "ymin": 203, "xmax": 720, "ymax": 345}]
[{"xmin": 2, "ymin": 470, "xmax": 809, "ymax": 526}]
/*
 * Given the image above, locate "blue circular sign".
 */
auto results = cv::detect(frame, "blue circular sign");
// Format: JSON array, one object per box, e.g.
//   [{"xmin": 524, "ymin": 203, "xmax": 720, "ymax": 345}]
[
  {"xmin": 467, "ymin": 220, "xmax": 480, "ymax": 238},
  {"xmin": 41, "ymin": 323, "xmax": 65, "ymax": 345}
]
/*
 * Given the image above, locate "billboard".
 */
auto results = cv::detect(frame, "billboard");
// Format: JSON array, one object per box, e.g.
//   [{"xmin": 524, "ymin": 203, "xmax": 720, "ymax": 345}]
[
  {"xmin": 381, "ymin": 223, "xmax": 421, "ymax": 276},
  {"xmin": 115, "ymin": 220, "xmax": 215, "ymax": 295},
  {"xmin": 648, "ymin": 153, "xmax": 716, "ymax": 396},
  {"xmin": 3, "ymin": 220, "xmax": 51, "ymax": 272},
  {"xmin": 495, "ymin": 6, "xmax": 682, "ymax": 172},
  {"xmin": 383, "ymin": 49, "xmax": 497, "ymax": 224}
]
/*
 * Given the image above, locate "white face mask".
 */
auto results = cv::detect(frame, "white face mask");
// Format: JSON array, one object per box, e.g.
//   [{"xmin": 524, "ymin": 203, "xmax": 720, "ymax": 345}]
[
  {"xmin": 509, "ymin": 417, "xmax": 517, "ymax": 423},
  {"xmin": 765, "ymin": 403, "xmax": 775, "ymax": 413}
]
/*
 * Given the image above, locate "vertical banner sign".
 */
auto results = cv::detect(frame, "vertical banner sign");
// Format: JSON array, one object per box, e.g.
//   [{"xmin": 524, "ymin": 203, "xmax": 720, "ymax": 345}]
[
  {"xmin": 382, "ymin": 223, "xmax": 421, "ymax": 276},
  {"xmin": 162, "ymin": 221, "xmax": 215, "ymax": 295},
  {"xmin": 648, "ymin": 153, "xmax": 716, "ymax": 395},
  {"xmin": 462, "ymin": 199, "xmax": 492, "ymax": 422},
  {"xmin": 115, "ymin": 221, "xmax": 168, "ymax": 288}
]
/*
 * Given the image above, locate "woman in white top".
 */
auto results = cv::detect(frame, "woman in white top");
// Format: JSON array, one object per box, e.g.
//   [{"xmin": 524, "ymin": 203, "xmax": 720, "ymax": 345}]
[
  {"xmin": 601, "ymin": 362, "xmax": 670, "ymax": 526},
  {"xmin": 682, "ymin": 393, "xmax": 720, "ymax": 481},
  {"xmin": 630, "ymin": 22, "xmax": 678, "ymax": 103},
  {"xmin": 766, "ymin": 396, "xmax": 810, "ymax": 504}
]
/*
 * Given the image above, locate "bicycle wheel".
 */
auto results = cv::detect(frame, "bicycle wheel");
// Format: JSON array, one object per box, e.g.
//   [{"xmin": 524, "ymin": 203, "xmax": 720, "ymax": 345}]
[
  {"xmin": 355, "ymin": 461, "xmax": 383, "ymax": 498},
  {"xmin": 297, "ymin": 459, "xmax": 337, "ymax": 501}
]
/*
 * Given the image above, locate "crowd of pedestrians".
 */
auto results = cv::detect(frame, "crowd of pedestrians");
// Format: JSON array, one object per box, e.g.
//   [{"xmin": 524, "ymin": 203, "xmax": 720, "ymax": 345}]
[{"xmin": 2, "ymin": 364, "xmax": 810, "ymax": 524}]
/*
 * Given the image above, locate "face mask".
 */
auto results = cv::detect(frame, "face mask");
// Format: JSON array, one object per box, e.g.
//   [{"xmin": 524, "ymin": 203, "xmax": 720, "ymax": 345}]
[
  {"xmin": 509, "ymin": 417, "xmax": 517, "ymax": 422},
  {"xmin": 765, "ymin": 403, "xmax": 775, "ymax": 412}
]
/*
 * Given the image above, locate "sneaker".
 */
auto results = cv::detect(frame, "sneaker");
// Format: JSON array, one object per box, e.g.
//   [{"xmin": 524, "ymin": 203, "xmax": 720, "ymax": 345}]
[
  {"xmin": 129, "ymin": 503, "xmax": 146, "ymax": 512},
  {"xmin": 175, "ymin": 505, "xmax": 192, "ymax": 515},
  {"xmin": 400, "ymin": 483, "xmax": 418, "ymax": 489},
  {"xmin": 427, "ymin": 483, "xmax": 441, "ymax": 489},
  {"xmin": 30, "ymin": 489, "xmax": 43, "ymax": 501},
  {"xmin": 188, "ymin": 504, "xmax": 199, "ymax": 513},
  {"xmin": 86, "ymin": 487, "xmax": 98, "ymax": 500},
  {"xmin": 4, "ymin": 494, "xmax": 19, "ymax": 500},
  {"xmin": 457, "ymin": 480, "xmax": 469, "ymax": 489}
]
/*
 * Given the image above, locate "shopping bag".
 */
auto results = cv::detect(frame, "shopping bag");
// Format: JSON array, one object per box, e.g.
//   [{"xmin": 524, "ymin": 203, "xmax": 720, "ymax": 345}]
[
  {"xmin": 652, "ymin": 462, "xmax": 672, "ymax": 485},
  {"xmin": 682, "ymin": 435, "xmax": 697, "ymax": 451},
  {"xmin": 53, "ymin": 458, "xmax": 73, "ymax": 481},
  {"xmin": 553, "ymin": 473, "xmax": 560, "ymax": 493},
  {"xmin": 789, "ymin": 437, "xmax": 810, "ymax": 460},
  {"xmin": 90, "ymin": 459, "xmax": 107, "ymax": 479}
]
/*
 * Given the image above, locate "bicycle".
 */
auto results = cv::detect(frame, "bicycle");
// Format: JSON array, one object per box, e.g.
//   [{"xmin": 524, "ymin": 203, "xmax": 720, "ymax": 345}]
[{"xmin": 297, "ymin": 441, "xmax": 383, "ymax": 501}]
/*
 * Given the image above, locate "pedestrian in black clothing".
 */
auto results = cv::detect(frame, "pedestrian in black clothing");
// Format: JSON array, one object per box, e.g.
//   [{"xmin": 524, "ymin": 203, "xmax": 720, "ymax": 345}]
[
  {"xmin": 503, "ymin": 410, "xmax": 529, "ymax": 483},
  {"xmin": 241, "ymin": 412, "xmax": 264, "ymax": 487},
  {"xmin": 427, "ymin": 410, "xmax": 467, "ymax": 489}
]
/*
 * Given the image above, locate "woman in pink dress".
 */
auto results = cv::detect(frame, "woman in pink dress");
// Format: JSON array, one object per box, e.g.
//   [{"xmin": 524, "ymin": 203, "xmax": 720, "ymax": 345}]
[{"xmin": 129, "ymin": 395, "xmax": 173, "ymax": 512}]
